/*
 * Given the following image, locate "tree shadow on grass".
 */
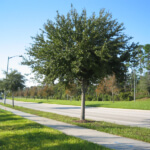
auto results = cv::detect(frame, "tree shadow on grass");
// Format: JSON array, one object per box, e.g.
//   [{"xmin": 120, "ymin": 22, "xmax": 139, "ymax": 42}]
[
  {"xmin": 0, "ymin": 122, "xmax": 45, "ymax": 131},
  {"xmin": 0, "ymin": 130, "xmax": 107, "ymax": 150},
  {"xmin": 42, "ymin": 142, "xmax": 108, "ymax": 150},
  {"xmin": 74, "ymin": 121, "xmax": 133, "ymax": 131},
  {"xmin": 86, "ymin": 104, "xmax": 110, "ymax": 107},
  {"xmin": 52, "ymin": 107, "xmax": 80, "ymax": 110},
  {"xmin": 0, "ymin": 114, "xmax": 24, "ymax": 122}
]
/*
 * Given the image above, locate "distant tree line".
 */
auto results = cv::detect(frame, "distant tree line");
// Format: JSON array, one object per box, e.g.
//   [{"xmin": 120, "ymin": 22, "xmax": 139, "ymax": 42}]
[{"xmin": 0, "ymin": 47, "xmax": 150, "ymax": 103}]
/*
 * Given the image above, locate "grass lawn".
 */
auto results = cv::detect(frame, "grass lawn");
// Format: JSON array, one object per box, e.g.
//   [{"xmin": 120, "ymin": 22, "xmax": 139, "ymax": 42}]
[
  {"xmin": 1, "ymin": 103, "xmax": 150, "ymax": 143},
  {"xmin": 0, "ymin": 108, "xmax": 109, "ymax": 150},
  {"xmin": 13, "ymin": 97, "xmax": 150, "ymax": 110}
]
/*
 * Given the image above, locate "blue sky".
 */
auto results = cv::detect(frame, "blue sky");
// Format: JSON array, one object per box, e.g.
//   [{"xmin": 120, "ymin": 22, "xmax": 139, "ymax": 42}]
[{"xmin": 0, "ymin": 0, "xmax": 150, "ymax": 86}]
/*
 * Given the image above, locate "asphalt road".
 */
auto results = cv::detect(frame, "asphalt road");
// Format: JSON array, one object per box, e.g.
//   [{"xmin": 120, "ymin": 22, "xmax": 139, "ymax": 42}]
[{"xmin": 3, "ymin": 99, "xmax": 150, "ymax": 128}]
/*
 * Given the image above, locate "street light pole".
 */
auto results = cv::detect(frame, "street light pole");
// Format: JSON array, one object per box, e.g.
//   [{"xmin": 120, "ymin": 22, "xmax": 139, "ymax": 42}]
[
  {"xmin": 4, "ymin": 55, "xmax": 22, "ymax": 104},
  {"xmin": 7, "ymin": 57, "xmax": 9, "ymax": 75}
]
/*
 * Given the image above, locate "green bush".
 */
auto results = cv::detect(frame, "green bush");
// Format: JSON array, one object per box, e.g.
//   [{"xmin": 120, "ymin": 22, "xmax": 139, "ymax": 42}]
[
  {"xmin": 75, "ymin": 95, "xmax": 81, "ymax": 101},
  {"xmin": 103, "ymin": 95, "xmax": 110, "ymax": 101},
  {"xmin": 91, "ymin": 96, "xmax": 96, "ymax": 101},
  {"xmin": 114, "ymin": 95, "xmax": 120, "ymax": 101},
  {"xmin": 97, "ymin": 96, "xmax": 102, "ymax": 101},
  {"xmin": 118, "ymin": 92, "xmax": 133, "ymax": 101},
  {"xmin": 86, "ymin": 95, "xmax": 93, "ymax": 101}
]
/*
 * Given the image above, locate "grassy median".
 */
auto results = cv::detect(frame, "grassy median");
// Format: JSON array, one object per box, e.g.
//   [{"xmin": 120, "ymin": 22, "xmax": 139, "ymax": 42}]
[
  {"xmin": 0, "ymin": 108, "xmax": 110, "ymax": 150},
  {"xmin": 0, "ymin": 102, "xmax": 150, "ymax": 143}
]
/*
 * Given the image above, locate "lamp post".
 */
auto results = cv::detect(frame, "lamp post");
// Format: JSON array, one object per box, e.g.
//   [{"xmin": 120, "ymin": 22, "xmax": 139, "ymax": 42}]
[{"xmin": 4, "ymin": 55, "xmax": 23, "ymax": 104}]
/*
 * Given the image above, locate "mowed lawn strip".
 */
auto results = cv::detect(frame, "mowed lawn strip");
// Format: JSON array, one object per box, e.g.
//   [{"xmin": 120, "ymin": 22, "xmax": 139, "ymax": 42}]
[
  {"xmin": 0, "ymin": 108, "xmax": 110, "ymax": 150},
  {"xmin": 0, "ymin": 103, "xmax": 150, "ymax": 143},
  {"xmin": 13, "ymin": 97, "xmax": 150, "ymax": 110}
]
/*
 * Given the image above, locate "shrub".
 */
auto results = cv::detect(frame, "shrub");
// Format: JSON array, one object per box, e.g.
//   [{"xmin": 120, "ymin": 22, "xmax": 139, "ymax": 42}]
[
  {"xmin": 118, "ymin": 92, "xmax": 133, "ymax": 101},
  {"xmin": 86, "ymin": 95, "xmax": 93, "ymax": 101},
  {"xmin": 104, "ymin": 95, "xmax": 110, "ymax": 101},
  {"xmin": 92, "ymin": 96, "xmax": 97, "ymax": 101},
  {"xmin": 75, "ymin": 95, "xmax": 81, "ymax": 101}
]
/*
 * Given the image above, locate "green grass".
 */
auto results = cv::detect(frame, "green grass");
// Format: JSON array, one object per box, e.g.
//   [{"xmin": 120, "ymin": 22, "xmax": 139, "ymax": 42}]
[
  {"xmin": 0, "ymin": 108, "xmax": 110, "ymax": 150},
  {"xmin": 1, "ymin": 102, "xmax": 150, "ymax": 143},
  {"xmin": 13, "ymin": 97, "xmax": 150, "ymax": 110}
]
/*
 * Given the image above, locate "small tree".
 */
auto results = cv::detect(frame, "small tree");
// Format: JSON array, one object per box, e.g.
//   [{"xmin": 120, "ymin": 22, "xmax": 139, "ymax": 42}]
[
  {"xmin": 37, "ymin": 87, "xmax": 43, "ymax": 99},
  {"xmin": 3, "ymin": 70, "xmax": 25, "ymax": 106},
  {"xmin": 106, "ymin": 74, "xmax": 119, "ymax": 102},
  {"xmin": 65, "ymin": 83, "xmax": 77, "ymax": 100},
  {"xmin": 42, "ymin": 85, "xmax": 54, "ymax": 100},
  {"xmin": 30, "ymin": 86, "xmax": 38, "ymax": 99},
  {"xmin": 96, "ymin": 78, "xmax": 108, "ymax": 101},
  {"xmin": 42, "ymin": 85, "xmax": 48, "ymax": 99},
  {"xmin": 24, "ymin": 88, "xmax": 30, "ymax": 99}
]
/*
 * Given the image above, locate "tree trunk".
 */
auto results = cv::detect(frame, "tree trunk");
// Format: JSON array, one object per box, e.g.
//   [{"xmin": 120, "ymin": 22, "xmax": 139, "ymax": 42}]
[
  {"xmin": 112, "ymin": 89, "xmax": 114, "ymax": 103},
  {"xmin": 4, "ymin": 91, "xmax": 6, "ymax": 104},
  {"xmin": 12, "ymin": 93, "xmax": 14, "ymax": 107},
  {"xmin": 80, "ymin": 80, "xmax": 88, "ymax": 121}
]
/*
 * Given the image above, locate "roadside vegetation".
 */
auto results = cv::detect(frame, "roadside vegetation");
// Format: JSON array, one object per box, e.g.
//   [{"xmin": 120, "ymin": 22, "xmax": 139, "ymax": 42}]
[
  {"xmin": 0, "ymin": 108, "xmax": 109, "ymax": 150},
  {"xmin": 1, "ymin": 103, "xmax": 150, "ymax": 143},
  {"xmin": 12, "ymin": 97, "xmax": 150, "ymax": 110}
]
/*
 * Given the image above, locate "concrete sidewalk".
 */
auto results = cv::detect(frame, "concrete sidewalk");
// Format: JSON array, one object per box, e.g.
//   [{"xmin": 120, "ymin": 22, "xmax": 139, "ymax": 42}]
[{"xmin": 0, "ymin": 105, "xmax": 150, "ymax": 150}]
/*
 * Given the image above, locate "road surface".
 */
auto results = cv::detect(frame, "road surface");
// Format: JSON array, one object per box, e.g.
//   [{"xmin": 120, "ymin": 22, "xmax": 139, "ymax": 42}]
[{"xmin": 3, "ymin": 99, "xmax": 150, "ymax": 128}]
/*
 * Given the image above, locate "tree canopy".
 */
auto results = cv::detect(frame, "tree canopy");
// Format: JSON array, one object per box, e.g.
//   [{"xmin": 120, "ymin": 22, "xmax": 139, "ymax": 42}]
[
  {"xmin": 23, "ymin": 7, "xmax": 137, "ymax": 120},
  {"xmin": 3, "ymin": 70, "xmax": 25, "ymax": 92},
  {"xmin": 3, "ymin": 70, "xmax": 25, "ymax": 106}
]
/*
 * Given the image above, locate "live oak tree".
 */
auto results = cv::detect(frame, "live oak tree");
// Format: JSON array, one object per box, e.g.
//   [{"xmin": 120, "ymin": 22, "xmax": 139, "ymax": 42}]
[{"xmin": 24, "ymin": 7, "xmax": 137, "ymax": 120}]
